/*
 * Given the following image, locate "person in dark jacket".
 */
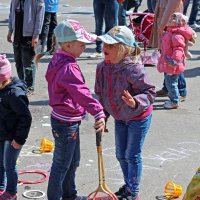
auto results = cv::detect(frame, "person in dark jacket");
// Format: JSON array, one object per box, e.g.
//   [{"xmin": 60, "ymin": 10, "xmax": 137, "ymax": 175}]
[{"xmin": 0, "ymin": 54, "xmax": 32, "ymax": 199}]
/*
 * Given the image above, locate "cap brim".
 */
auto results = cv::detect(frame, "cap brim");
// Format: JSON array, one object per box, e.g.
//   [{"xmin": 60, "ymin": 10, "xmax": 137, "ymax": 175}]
[
  {"xmin": 97, "ymin": 35, "xmax": 118, "ymax": 44},
  {"xmin": 77, "ymin": 33, "xmax": 97, "ymax": 43}
]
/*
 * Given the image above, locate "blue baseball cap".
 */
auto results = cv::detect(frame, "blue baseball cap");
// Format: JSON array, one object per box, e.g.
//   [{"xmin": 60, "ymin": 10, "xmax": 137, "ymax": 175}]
[
  {"xmin": 54, "ymin": 19, "xmax": 97, "ymax": 43},
  {"xmin": 97, "ymin": 26, "xmax": 138, "ymax": 47}
]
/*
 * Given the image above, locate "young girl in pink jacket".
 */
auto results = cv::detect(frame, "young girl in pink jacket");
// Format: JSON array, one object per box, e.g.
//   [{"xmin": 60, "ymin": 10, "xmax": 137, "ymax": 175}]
[{"xmin": 157, "ymin": 12, "xmax": 195, "ymax": 109}]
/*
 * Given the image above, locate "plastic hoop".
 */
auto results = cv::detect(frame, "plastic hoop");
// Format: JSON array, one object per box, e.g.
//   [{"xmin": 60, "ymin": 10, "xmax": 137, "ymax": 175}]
[
  {"xmin": 18, "ymin": 170, "xmax": 48, "ymax": 184},
  {"xmin": 22, "ymin": 190, "xmax": 45, "ymax": 199}
]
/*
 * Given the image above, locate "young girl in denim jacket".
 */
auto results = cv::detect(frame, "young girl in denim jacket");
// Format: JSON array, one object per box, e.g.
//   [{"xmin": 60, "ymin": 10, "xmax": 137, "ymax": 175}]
[
  {"xmin": 45, "ymin": 19, "xmax": 105, "ymax": 200},
  {"xmin": 157, "ymin": 12, "xmax": 195, "ymax": 109},
  {"xmin": 0, "ymin": 54, "xmax": 32, "ymax": 199},
  {"xmin": 95, "ymin": 26, "xmax": 156, "ymax": 200}
]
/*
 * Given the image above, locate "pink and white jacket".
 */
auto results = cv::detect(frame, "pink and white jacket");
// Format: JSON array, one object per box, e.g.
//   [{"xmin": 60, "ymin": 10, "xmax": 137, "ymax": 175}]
[
  {"xmin": 157, "ymin": 26, "xmax": 194, "ymax": 75},
  {"xmin": 45, "ymin": 49, "xmax": 105, "ymax": 122}
]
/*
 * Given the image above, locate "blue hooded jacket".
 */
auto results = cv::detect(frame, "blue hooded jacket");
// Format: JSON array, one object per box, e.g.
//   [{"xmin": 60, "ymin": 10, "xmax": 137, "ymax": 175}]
[{"xmin": 0, "ymin": 77, "xmax": 32, "ymax": 145}]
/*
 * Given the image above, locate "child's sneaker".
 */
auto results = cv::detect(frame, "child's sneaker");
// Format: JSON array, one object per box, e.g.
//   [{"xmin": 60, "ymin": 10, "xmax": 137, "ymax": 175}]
[
  {"xmin": 0, "ymin": 191, "xmax": 17, "ymax": 200},
  {"xmin": 115, "ymin": 185, "xmax": 127, "ymax": 196},
  {"xmin": 0, "ymin": 190, "xmax": 4, "ymax": 196},
  {"xmin": 180, "ymin": 95, "xmax": 186, "ymax": 102},
  {"xmin": 156, "ymin": 89, "xmax": 168, "ymax": 97},
  {"xmin": 163, "ymin": 100, "xmax": 179, "ymax": 109}
]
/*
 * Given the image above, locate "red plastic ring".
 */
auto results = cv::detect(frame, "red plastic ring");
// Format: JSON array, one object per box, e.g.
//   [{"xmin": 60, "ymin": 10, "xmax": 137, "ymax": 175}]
[{"xmin": 18, "ymin": 170, "xmax": 48, "ymax": 184}]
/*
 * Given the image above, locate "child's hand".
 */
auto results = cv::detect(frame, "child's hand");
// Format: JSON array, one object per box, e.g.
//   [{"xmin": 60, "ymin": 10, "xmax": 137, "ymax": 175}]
[
  {"xmin": 104, "ymin": 118, "xmax": 109, "ymax": 133},
  {"xmin": 32, "ymin": 37, "xmax": 39, "ymax": 48},
  {"xmin": 11, "ymin": 139, "xmax": 22, "ymax": 150},
  {"xmin": 94, "ymin": 118, "xmax": 105, "ymax": 133},
  {"xmin": 122, "ymin": 90, "xmax": 136, "ymax": 108},
  {"xmin": 7, "ymin": 32, "xmax": 12, "ymax": 43}
]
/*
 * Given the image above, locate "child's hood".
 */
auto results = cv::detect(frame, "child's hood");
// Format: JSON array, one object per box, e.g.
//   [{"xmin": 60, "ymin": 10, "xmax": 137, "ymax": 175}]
[
  {"xmin": 45, "ymin": 50, "xmax": 76, "ymax": 83},
  {"xmin": 4, "ymin": 77, "xmax": 27, "ymax": 93},
  {"xmin": 169, "ymin": 26, "xmax": 194, "ymax": 40}
]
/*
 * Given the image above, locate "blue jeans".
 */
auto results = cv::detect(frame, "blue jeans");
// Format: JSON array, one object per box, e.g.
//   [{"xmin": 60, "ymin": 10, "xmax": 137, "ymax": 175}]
[
  {"xmin": 189, "ymin": 0, "xmax": 200, "ymax": 25},
  {"xmin": 93, "ymin": 0, "xmax": 119, "ymax": 53},
  {"xmin": 162, "ymin": 73, "xmax": 187, "ymax": 97},
  {"xmin": 13, "ymin": 42, "xmax": 36, "ymax": 90},
  {"xmin": 184, "ymin": 0, "xmax": 200, "ymax": 24},
  {"xmin": 183, "ymin": 0, "xmax": 190, "ymax": 15},
  {"xmin": 115, "ymin": 114, "xmax": 152, "ymax": 197},
  {"xmin": 0, "ymin": 141, "xmax": 21, "ymax": 194},
  {"xmin": 47, "ymin": 118, "xmax": 81, "ymax": 200},
  {"xmin": 164, "ymin": 74, "xmax": 179, "ymax": 104},
  {"xmin": 39, "ymin": 12, "xmax": 57, "ymax": 52},
  {"xmin": 147, "ymin": 0, "xmax": 156, "ymax": 13},
  {"xmin": 118, "ymin": 0, "xmax": 128, "ymax": 25}
]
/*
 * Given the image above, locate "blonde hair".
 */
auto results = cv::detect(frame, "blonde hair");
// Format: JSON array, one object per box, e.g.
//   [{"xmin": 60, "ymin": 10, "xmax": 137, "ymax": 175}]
[
  {"xmin": 0, "ymin": 78, "xmax": 11, "ymax": 90},
  {"xmin": 116, "ymin": 43, "xmax": 141, "ymax": 56},
  {"xmin": 116, "ymin": 43, "xmax": 141, "ymax": 62}
]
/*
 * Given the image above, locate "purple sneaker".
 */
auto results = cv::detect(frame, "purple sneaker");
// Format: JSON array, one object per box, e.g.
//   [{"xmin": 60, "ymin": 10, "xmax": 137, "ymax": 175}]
[{"xmin": 0, "ymin": 191, "xmax": 17, "ymax": 200}]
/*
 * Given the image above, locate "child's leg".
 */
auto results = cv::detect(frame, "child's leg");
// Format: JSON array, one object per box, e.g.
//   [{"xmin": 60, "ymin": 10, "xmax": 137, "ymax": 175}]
[
  {"xmin": 164, "ymin": 74, "xmax": 179, "ymax": 104},
  {"xmin": 62, "ymin": 131, "xmax": 80, "ymax": 200},
  {"xmin": 115, "ymin": 120, "xmax": 129, "ymax": 185},
  {"xmin": 47, "ymin": 118, "xmax": 81, "ymax": 200},
  {"xmin": 39, "ymin": 12, "xmax": 51, "ymax": 52},
  {"xmin": 13, "ymin": 43, "xmax": 24, "ymax": 81},
  {"xmin": 4, "ymin": 140, "xmax": 21, "ymax": 194},
  {"xmin": 115, "ymin": 116, "xmax": 152, "ymax": 198},
  {"xmin": 122, "ymin": 114, "xmax": 152, "ymax": 198},
  {"xmin": 21, "ymin": 42, "xmax": 36, "ymax": 91},
  {"xmin": 178, "ymin": 73, "xmax": 187, "ymax": 97},
  {"xmin": 47, "ymin": 13, "xmax": 57, "ymax": 52},
  {"xmin": 0, "ymin": 141, "xmax": 6, "ymax": 191}
]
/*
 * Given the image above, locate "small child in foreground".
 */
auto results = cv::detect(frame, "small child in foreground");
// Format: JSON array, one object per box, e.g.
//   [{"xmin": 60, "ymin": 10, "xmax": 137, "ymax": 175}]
[
  {"xmin": 95, "ymin": 26, "xmax": 156, "ymax": 200},
  {"xmin": 45, "ymin": 19, "xmax": 105, "ymax": 200},
  {"xmin": 0, "ymin": 54, "xmax": 32, "ymax": 199}
]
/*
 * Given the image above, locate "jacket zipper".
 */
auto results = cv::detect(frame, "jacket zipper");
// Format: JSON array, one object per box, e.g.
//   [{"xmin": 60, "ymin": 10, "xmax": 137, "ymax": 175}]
[{"xmin": 109, "ymin": 65, "xmax": 118, "ymax": 118}]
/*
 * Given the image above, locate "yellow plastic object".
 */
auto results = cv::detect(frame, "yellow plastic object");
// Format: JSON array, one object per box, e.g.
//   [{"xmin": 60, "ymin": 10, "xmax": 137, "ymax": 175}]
[
  {"xmin": 40, "ymin": 137, "xmax": 54, "ymax": 153},
  {"xmin": 164, "ymin": 182, "xmax": 182, "ymax": 199}
]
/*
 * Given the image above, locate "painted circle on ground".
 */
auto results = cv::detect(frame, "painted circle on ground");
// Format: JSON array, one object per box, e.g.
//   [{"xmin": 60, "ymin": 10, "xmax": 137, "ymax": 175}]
[{"xmin": 22, "ymin": 190, "xmax": 45, "ymax": 199}]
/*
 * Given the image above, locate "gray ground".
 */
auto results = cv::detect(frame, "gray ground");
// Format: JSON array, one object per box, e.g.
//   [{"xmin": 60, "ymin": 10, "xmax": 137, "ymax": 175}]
[{"xmin": 0, "ymin": 0, "xmax": 200, "ymax": 199}]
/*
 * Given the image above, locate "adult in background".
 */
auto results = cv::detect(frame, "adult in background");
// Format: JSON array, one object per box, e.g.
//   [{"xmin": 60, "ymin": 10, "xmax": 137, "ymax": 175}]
[
  {"xmin": 183, "ymin": 0, "xmax": 200, "ymax": 29},
  {"xmin": 88, "ymin": 0, "xmax": 119, "ymax": 58},
  {"xmin": 39, "ymin": 0, "xmax": 59, "ymax": 53},
  {"xmin": 149, "ymin": 0, "xmax": 187, "ymax": 100},
  {"xmin": 118, "ymin": 0, "xmax": 142, "ymax": 26},
  {"xmin": 147, "ymin": 0, "xmax": 157, "ymax": 13},
  {"xmin": 7, "ymin": 0, "xmax": 45, "ymax": 96}
]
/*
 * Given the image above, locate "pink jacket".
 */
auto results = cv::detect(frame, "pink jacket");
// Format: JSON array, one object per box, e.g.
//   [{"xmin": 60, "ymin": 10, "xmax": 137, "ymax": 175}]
[
  {"xmin": 45, "ymin": 50, "xmax": 105, "ymax": 122},
  {"xmin": 157, "ymin": 26, "xmax": 194, "ymax": 74}
]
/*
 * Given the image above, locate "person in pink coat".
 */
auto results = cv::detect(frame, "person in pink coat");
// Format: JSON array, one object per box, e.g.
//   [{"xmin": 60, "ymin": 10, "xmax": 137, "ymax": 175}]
[{"xmin": 157, "ymin": 12, "xmax": 194, "ymax": 109}]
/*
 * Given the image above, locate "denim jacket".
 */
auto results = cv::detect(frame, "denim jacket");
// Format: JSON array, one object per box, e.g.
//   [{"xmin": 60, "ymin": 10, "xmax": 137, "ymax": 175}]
[
  {"xmin": 8, "ymin": 0, "xmax": 45, "ymax": 37},
  {"xmin": 95, "ymin": 56, "xmax": 156, "ymax": 121}
]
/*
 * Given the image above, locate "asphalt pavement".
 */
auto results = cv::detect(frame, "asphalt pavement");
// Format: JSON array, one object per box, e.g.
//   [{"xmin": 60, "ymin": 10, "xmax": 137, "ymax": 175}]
[{"xmin": 0, "ymin": 0, "xmax": 200, "ymax": 199}]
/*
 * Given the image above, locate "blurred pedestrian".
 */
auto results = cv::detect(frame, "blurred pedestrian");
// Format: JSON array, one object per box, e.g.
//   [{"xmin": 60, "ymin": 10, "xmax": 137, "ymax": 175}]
[
  {"xmin": 147, "ymin": 0, "xmax": 157, "ymax": 13},
  {"xmin": 7, "ymin": 0, "xmax": 45, "ymax": 96},
  {"xmin": 39, "ymin": 0, "xmax": 59, "ymax": 53},
  {"xmin": 88, "ymin": 0, "xmax": 119, "ymax": 58},
  {"xmin": 183, "ymin": 0, "xmax": 200, "ymax": 29}
]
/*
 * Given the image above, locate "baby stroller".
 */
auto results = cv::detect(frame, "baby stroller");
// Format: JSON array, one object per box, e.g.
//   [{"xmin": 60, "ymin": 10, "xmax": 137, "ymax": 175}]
[{"xmin": 128, "ymin": 12, "xmax": 159, "ymax": 66}]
